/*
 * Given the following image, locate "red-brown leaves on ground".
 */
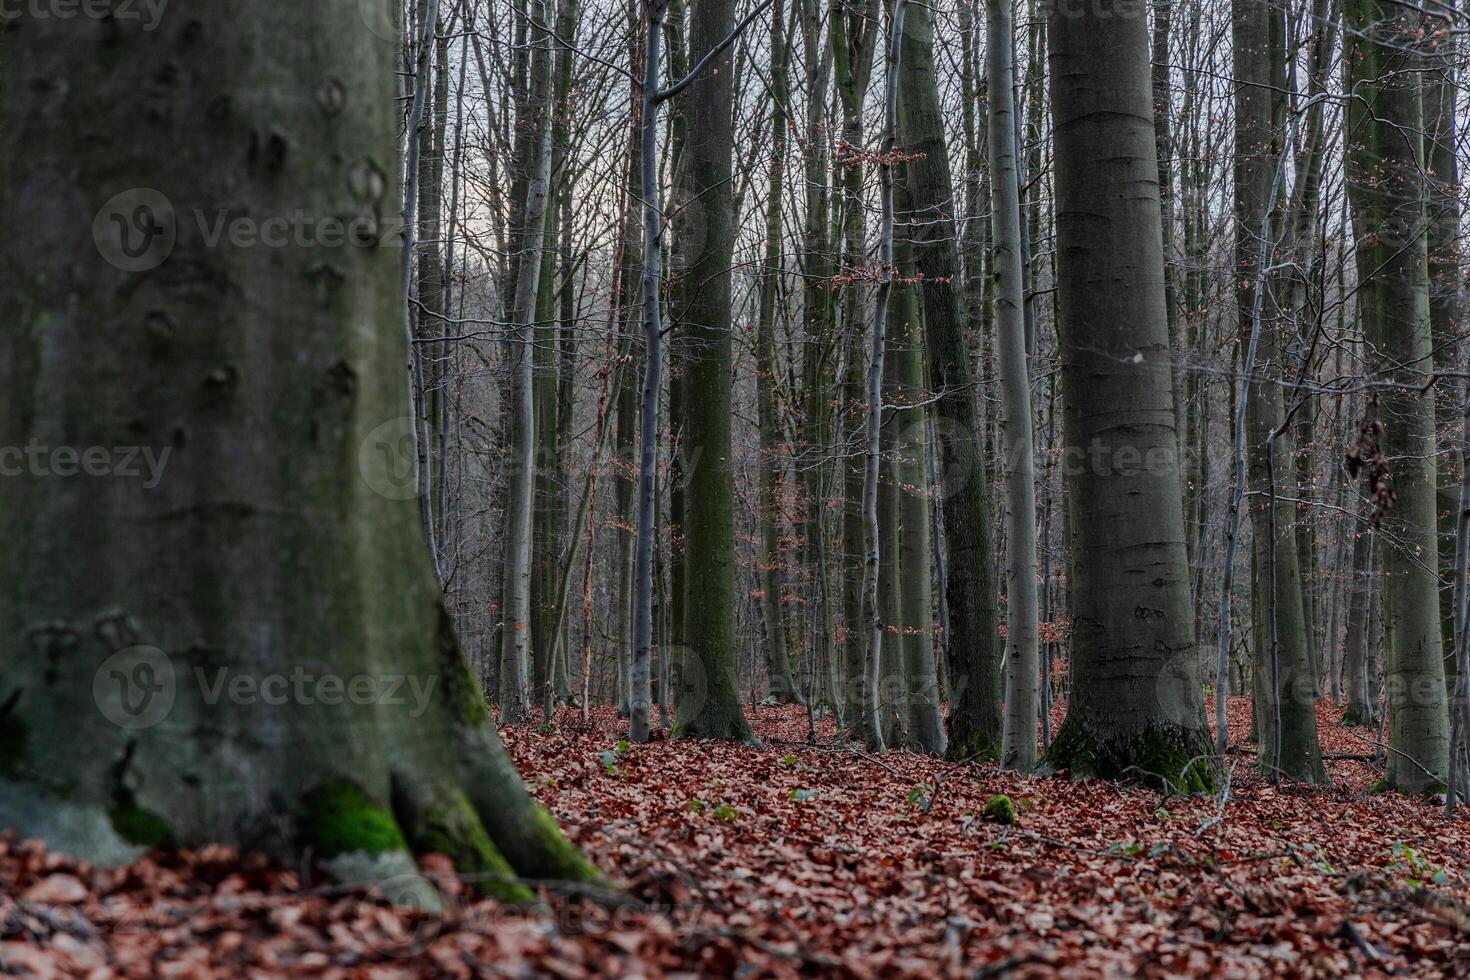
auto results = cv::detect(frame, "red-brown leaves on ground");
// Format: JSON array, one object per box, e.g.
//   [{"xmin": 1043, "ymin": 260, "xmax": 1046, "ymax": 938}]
[{"xmin": 4, "ymin": 697, "xmax": 1470, "ymax": 977}]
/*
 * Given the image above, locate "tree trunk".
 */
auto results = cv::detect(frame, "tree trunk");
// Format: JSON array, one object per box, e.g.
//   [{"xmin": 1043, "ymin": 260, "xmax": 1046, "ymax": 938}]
[
  {"xmin": 987, "ymin": 0, "xmax": 1039, "ymax": 772},
  {"xmin": 1232, "ymin": 0, "xmax": 1325, "ymax": 783},
  {"xmin": 1344, "ymin": 0, "xmax": 1450, "ymax": 792},
  {"xmin": 1040, "ymin": 0, "xmax": 1212, "ymax": 790},
  {"xmin": 499, "ymin": 0, "xmax": 557, "ymax": 725},
  {"xmin": 756, "ymin": 0, "xmax": 803, "ymax": 706},
  {"xmin": 896, "ymin": 0, "xmax": 1004, "ymax": 761},
  {"xmin": 0, "ymin": 3, "xmax": 600, "ymax": 894},
  {"xmin": 669, "ymin": 0, "xmax": 753, "ymax": 740}
]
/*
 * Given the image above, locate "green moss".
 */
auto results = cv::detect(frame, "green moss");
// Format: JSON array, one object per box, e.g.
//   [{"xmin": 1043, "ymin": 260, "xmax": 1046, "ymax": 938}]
[
  {"xmin": 300, "ymin": 781, "xmax": 408, "ymax": 859},
  {"xmin": 526, "ymin": 804, "xmax": 604, "ymax": 884},
  {"xmin": 1043, "ymin": 716, "xmax": 1215, "ymax": 794},
  {"xmin": 982, "ymin": 794, "xmax": 1016, "ymax": 825},
  {"xmin": 109, "ymin": 803, "xmax": 173, "ymax": 848},
  {"xmin": 392, "ymin": 775, "xmax": 531, "ymax": 903},
  {"xmin": 945, "ymin": 735, "xmax": 1000, "ymax": 764},
  {"xmin": 437, "ymin": 604, "xmax": 490, "ymax": 727}
]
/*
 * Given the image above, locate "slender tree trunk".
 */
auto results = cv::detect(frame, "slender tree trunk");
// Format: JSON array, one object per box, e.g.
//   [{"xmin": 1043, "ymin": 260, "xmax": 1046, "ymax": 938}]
[
  {"xmin": 896, "ymin": 0, "xmax": 1004, "ymax": 761},
  {"xmin": 988, "ymin": 0, "xmax": 1039, "ymax": 771},
  {"xmin": 1232, "ymin": 0, "xmax": 1325, "ymax": 783},
  {"xmin": 756, "ymin": 0, "xmax": 803, "ymax": 706},
  {"xmin": 499, "ymin": 0, "xmax": 557, "ymax": 725}
]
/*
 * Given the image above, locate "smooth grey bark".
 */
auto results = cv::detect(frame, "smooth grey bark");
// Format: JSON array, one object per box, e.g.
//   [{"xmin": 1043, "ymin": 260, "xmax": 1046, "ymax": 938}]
[
  {"xmin": 629, "ymin": 0, "xmax": 667, "ymax": 744},
  {"xmin": 755, "ymin": 0, "xmax": 803, "ymax": 706},
  {"xmin": 860, "ymin": 0, "xmax": 907, "ymax": 753},
  {"xmin": 987, "ymin": 0, "xmax": 1039, "ymax": 772},
  {"xmin": 1344, "ymin": 0, "xmax": 1450, "ymax": 792},
  {"xmin": 0, "ymin": 2, "xmax": 600, "ymax": 892},
  {"xmin": 895, "ymin": 0, "xmax": 1004, "ymax": 762},
  {"xmin": 665, "ymin": 0, "xmax": 765, "ymax": 741},
  {"xmin": 833, "ymin": 0, "xmax": 881, "ymax": 736},
  {"xmin": 499, "ymin": 0, "xmax": 557, "ymax": 726},
  {"xmin": 1232, "ymin": 0, "xmax": 1324, "ymax": 783},
  {"xmin": 888, "ymin": 187, "xmax": 945, "ymax": 754},
  {"xmin": 1040, "ymin": 0, "xmax": 1212, "ymax": 790}
]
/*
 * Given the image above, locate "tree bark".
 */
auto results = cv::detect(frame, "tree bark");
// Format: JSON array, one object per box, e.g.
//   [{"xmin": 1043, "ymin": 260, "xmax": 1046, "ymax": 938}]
[
  {"xmin": 1344, "ymin": 0, "xmax": 1450, "ymax": 792},
  {"xmin": 1040, "ymin": 0, "xmax": 1212, "ymax": 790},
  {"xmin": 0, "ymin": 3, "xmax": 600, "ymax": 893},
  {"xmin": 987, "ymin": 0, "xmax": 1040, "ymax": 772},
  {"xmin": 668, "ymin": 0, "xmax": 754, "ymax": 740},
  {"xmin": 896, "ymin": 0, "xmax": 1004, "ymax": 761}
]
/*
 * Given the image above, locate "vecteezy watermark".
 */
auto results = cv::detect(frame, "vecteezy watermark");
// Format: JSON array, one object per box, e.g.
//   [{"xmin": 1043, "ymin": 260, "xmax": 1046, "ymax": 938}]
[
  {"xmin": 94, "ymin": 646, "xmax": 177, "ymax": 730},
  {"xmin": 93, "ymin": 187, "xmax": 398, "ymax": 274},
  {"xmin": 194, "ymin": 666, "xmax": 438, "ymax": 717},
  {"xmin": 359, "ymin": 417, "xmax": 420, "ymax": 501},
  {"xmin": 358, "ymin": 0, "xmax": 399, "ymax": 43},
  {"xmin": 0, "ymin": 0, "xmax": 169, "ymax": 30},
  {"xmin": 93, "ymin": 188, "xmax": 176, "ymax": 273},
  {"xmin": 93, "ymin": 648, "xmax": 440, "ymax": 730},
  {"xmin": 0, "ymin": 442, "xmax": 171, "ymax": 488}
]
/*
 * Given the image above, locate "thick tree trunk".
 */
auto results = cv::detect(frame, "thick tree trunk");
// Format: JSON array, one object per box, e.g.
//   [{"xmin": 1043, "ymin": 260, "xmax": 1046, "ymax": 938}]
[
  {"xmin": 896, "ymin": 0, "xmax": 1004, "ymax": 761},
  {"xmin": 833, "ymin": 0, "xmax": 881, "ymax": 736},
  {"xmin": 0, "ymin": 3, "xmax": 599, "ymax": 893},
  {"xmin": 1344, "ymin": 0, "xmax": 1450, "ymax": 792},
  {"xmin": 669, "ymin": 0, "xmax": 753, "ymax": 740},
  {"xmin": 1040, "ymin": 0, "xmax": 1213, "ymax": 790}
]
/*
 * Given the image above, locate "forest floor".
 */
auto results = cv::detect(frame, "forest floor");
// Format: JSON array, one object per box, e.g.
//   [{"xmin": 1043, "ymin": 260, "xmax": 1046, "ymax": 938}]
[{"xmin": 4, "ymin": 697, "xmax": 1470, "ymax": 977}]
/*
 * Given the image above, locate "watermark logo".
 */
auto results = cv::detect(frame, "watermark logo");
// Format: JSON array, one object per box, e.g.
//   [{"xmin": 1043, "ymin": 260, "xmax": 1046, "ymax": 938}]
[
  {"xmin": 0, "ymin": 441, "xmax": 171, "ymax": 487},
  {"xmin": 359, "ymin": 417, "xmax": 420, "ymax": 501},
  {"xmin": 352, "ymin": 873, "xmax": 452, "ymax": 957},
  {"xmin": 358, "ymin": 0, "xmax": 399, "ymax": 43},
  {"xmin": 0, "ymin": 0, "xmax": 169, "ymax": 30},
  {"xmin": 93, "ymin": 188, "xmax": 176, "ymax": 273},
  {"xmin": 92, "ymin": 648, "xmax": 440, "ymax": 729},
  {"xmin": 93, "ymin": 646, "xmax": 176, "ymax": 731}
]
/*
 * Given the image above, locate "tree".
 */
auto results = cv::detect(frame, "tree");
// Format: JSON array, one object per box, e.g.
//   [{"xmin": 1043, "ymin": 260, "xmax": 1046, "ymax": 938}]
[
  {"xmin": 755, "ymin": 0, "xmax": 804, "ymax": 706},
  {"xmin": 896, "ymin": 0, "xmax": 1004, "ymax": 761},
  {"xmin": 500, "ymin": 0, "xmax": 558, "ymax": 724},
  {"xmin": 0, "ymin": 2, "xmax": 598, "ymax": 893},
  {"xmin": 1040, "ymin": 0, "xmax": 1213, "ymax": 790},
  {"xmin": 1343, "ymin": 0, "xmax": 1450, "ymax": 792},
  {"xmin": 1231, "ymin": 0, "xmax": 1324, "ymax": 783},
  {"xmin": 987, "ymin": 0, "xmax": 1040, "ymax": 771}
]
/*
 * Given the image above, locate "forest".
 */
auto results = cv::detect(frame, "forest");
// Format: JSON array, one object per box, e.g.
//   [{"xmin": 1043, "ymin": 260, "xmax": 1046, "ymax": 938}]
[{"xmin": 2, "ymin": 0, "xmax": 1470, "ymax": 973}]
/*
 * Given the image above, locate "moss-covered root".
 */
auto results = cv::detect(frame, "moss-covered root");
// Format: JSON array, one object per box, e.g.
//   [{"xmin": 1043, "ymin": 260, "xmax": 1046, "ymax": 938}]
[
  {"xmin": 1371, "ymin": 775, "xmax": 1448, "ymax": 797},
  {"xmin": 300, "ymin": 780, "xmax": 410, "ymax": 859},
  {"xmin": 672, "ymin": 705, "xmax": 759, "ymax": 745},
  {"xmin": 298, "ymin": 780, "xmax": 441, "ymax": 909},
  {"xmin": 944, "ymin": 733, "xmax": 1000, "ymax": 764},
  {"xmin": 1340, "ymin": 704, "xmax": 1377, "ymax": 728},
  {"xmin": 391, "ymin": 772, "xmax": 533, "ymax": 903},
  {"xmin": 1043, "ymin": 716, "xmax": 1216, "ymax": 794}
]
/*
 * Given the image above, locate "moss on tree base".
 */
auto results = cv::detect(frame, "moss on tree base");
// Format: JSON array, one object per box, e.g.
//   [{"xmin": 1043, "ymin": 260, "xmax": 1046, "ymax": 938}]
[
  {"xmin": 300, "ymin": 781, "xmax": 409, "ymax": 860},
  {"xmin": 944, "ymin": 733, "xmax": 1000, "ymax": 764},
  {"xmin": 1043, "ymin": 715, "xmax": 1215, "ymax": 793},
  {"xmin": 392, "ymin": 773, "xmax": 532, "ymax": 903}
]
